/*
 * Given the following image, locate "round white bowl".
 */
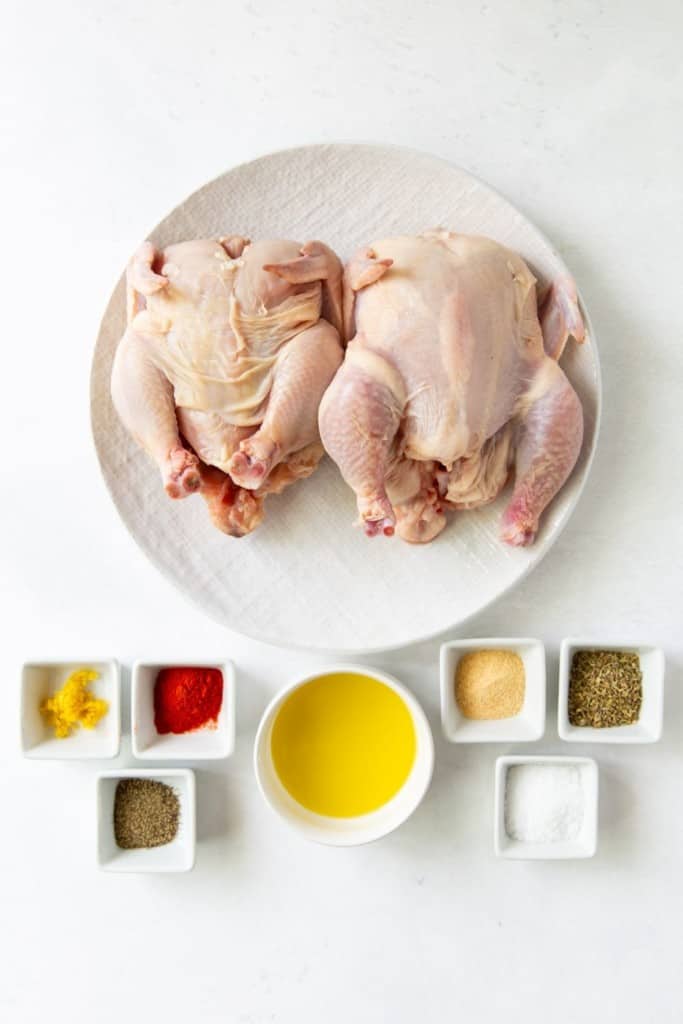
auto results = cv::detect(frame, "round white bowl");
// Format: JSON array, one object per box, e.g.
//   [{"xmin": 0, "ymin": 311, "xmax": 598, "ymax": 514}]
[
  {"xmin": 254, "ymin": 665, "xmax": 434, "ymax": 846},
  {"xmin": 92, "ymin": 144, "xmax": 601, "ymax": 653}
]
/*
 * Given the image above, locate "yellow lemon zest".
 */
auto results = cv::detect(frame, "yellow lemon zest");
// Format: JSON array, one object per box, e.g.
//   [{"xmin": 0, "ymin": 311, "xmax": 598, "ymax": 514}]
[{"xmin": 40, "ymin": 668, "xmax": 108, "ymax": 739}]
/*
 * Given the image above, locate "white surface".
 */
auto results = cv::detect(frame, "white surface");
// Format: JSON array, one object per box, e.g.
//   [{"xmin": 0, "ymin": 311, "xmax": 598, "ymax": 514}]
[
  {"xmin": 91, "ymin": 144, "xmax": 600, "ymax": 652},
  {"xmin": 558, "ymin": 640, "xmax": 664, "ymax": 742},
  {"xmin": 495, "ymin": 756, "xmax": 598, "ymax": 859},
  {"xmin": 132, "ymin": 659, "xmax": 236, "ymax": 759},
  {"xmin": 440, "ymin": 637, "xmax": 546, "ymax": 742},
  {"xmin": 21, "ymin": 660, "xmax": 121, "ymax": 759},
  {"xmin": 254, "ymin": 665, "xmax": 434, "ymax": 846},
  {"xmin": 97, "ymin": 768, "xmax": 196, "ymax": 872},
  {"xmin": 2, "ymin": 0, "xmax": 683, "ymax": 1021}
]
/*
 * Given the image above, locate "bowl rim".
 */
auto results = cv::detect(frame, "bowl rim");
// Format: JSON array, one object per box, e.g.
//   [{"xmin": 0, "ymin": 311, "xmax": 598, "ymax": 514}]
[{"xmin": 253, "ymin": 663, "xmax": 435, "ymax": 847}]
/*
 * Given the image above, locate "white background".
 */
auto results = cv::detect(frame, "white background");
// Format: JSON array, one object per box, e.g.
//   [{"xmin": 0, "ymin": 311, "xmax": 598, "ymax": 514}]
[{"xmin": 2, "ymin": 1, "xmax": 682, "ymax": 1021}]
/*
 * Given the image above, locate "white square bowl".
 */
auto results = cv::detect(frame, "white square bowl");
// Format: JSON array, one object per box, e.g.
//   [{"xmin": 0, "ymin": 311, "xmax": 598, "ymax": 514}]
[
  {"xmin": 440, "ymin": 638, "xmax": 545, "ymax": 743},
  {"xmin": 21, "ymin": 659, "xmax": 121, "ymax": 759},
  {"xmin": 558, "ymin": 639, "xmax": 664, "ymax": 743},
  {"xmin": 97, "ymin": 768, "xmax": 195, "ymax": 872},
  {"xmin": 132, "ymin": 660, "xmax": 235, "ymax": 760},
  {"xmin": 494, "ymin": 755, "xmax": 598, "ymax": 860}
]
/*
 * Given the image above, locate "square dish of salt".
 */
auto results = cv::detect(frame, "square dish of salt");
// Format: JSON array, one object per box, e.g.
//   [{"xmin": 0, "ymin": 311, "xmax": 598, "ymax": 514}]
[{"xmin": 494, "ymin": 755, "xmax": 598, "ymax": 860}]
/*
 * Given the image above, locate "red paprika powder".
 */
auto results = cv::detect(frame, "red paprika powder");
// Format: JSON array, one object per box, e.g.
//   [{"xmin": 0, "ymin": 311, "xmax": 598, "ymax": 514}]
[{"xmin": 154, "ymin": 666, "xmax": 224, "ymax": 734}]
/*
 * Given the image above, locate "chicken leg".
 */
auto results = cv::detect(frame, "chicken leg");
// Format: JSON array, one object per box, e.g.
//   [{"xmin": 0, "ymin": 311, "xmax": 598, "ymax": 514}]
[
  {"xmin": 111, "ymin": 327, "xmax": 201, "ymax": 498},
  {"xmin": 500, "ymin": 358, "xmax": 584, "ymax": 545},
  {"xmin": 228, "ymin": 319, "xmax": 342, "ymax": 489},
  {"xmin": 319, "ymin": 344, "xmax": 406, "ymax": 535}
]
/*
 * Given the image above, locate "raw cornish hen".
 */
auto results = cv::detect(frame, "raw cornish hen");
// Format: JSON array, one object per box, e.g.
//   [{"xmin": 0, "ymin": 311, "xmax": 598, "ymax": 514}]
[
  {"xmin": 319, "ymin": 230, "xmax": 585, "ymax": 546},
  {"xmin": 111, "ymin": 236, "xmax": 343, "ymax": 535}
]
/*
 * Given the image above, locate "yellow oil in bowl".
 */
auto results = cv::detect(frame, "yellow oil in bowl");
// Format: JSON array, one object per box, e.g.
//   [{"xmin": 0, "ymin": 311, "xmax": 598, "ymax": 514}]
[{"xmin": 270, "ymin": 671, "xmax": 417, "ymax": 818}]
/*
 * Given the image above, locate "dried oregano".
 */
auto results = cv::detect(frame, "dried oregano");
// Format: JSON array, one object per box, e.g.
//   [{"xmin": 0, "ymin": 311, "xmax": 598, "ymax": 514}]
[{"xmin": 568, "ymin": 650, "xmax": 642, "ymax": 728}]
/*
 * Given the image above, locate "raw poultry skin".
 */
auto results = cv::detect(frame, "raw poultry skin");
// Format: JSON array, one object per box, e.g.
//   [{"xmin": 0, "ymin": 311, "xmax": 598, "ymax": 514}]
[
  {"xmin": 111, "ymin": 236, "xmax": 343, "ymax": 535},
  {"xmin": 319, "ymin": 230, "xmax": 586, "ymax": 546}
]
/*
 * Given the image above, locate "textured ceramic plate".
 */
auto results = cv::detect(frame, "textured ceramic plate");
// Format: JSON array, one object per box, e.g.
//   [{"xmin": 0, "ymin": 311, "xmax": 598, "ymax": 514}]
[{"xmin": 91, "ymin": 144, "xmax": 600, "ymax": 652}]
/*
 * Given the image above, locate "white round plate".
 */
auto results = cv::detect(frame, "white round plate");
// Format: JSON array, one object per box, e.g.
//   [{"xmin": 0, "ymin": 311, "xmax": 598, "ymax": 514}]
[{"xmin": 91, "ymin": 144, "xmax": 600, "ymax": 652}]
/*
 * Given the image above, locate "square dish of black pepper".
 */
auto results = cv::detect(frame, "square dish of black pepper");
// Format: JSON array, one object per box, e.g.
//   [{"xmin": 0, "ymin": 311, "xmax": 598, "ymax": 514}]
[
  {"xmin": 568, "ymin": 650, "xmax": 643, "ymax": 728},
  {"xmin": 113, "ymin": 778, "xmax": 180, "ymax": 849}
]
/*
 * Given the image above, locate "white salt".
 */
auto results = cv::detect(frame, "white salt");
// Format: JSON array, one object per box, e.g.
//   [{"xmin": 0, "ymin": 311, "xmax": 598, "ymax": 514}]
[{"xmin": 504, "ymin": 764, "xmax": 584, "ymax": 843}]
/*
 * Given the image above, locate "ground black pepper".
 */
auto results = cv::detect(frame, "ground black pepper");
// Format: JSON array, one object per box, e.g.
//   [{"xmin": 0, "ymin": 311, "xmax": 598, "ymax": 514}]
[{"xmin": 113, "ymin": 778, "xmax": 180, "ymax": 849}]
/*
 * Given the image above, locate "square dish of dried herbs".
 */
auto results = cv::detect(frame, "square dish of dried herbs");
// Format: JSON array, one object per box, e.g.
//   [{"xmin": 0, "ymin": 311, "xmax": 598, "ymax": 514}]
[{"xmin": 568, "ymin": 650, "xmax": 642, "ymax": 728}]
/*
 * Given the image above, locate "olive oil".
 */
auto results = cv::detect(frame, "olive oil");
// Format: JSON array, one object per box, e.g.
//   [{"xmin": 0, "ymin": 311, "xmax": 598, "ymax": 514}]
[{"xmin": 271, "ymin": 672, "xmax": 417, "ymax": 818}]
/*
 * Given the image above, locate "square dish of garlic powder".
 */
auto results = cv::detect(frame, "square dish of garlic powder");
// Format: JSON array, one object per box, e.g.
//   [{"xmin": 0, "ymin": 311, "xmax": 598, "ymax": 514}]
[{"xmin": 440, "ymin": 638, "xmax": 546, "ymax": 743}]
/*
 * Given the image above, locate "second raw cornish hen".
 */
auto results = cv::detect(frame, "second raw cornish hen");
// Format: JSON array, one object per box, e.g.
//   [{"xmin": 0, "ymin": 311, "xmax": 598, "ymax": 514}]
[
  {"xmin": 111, "ymin": 236, "xmax": 343, "ymax": 535},
  {"xmin": 319, "ymin": 230, "xmax": 585, "ymax": 546}
]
